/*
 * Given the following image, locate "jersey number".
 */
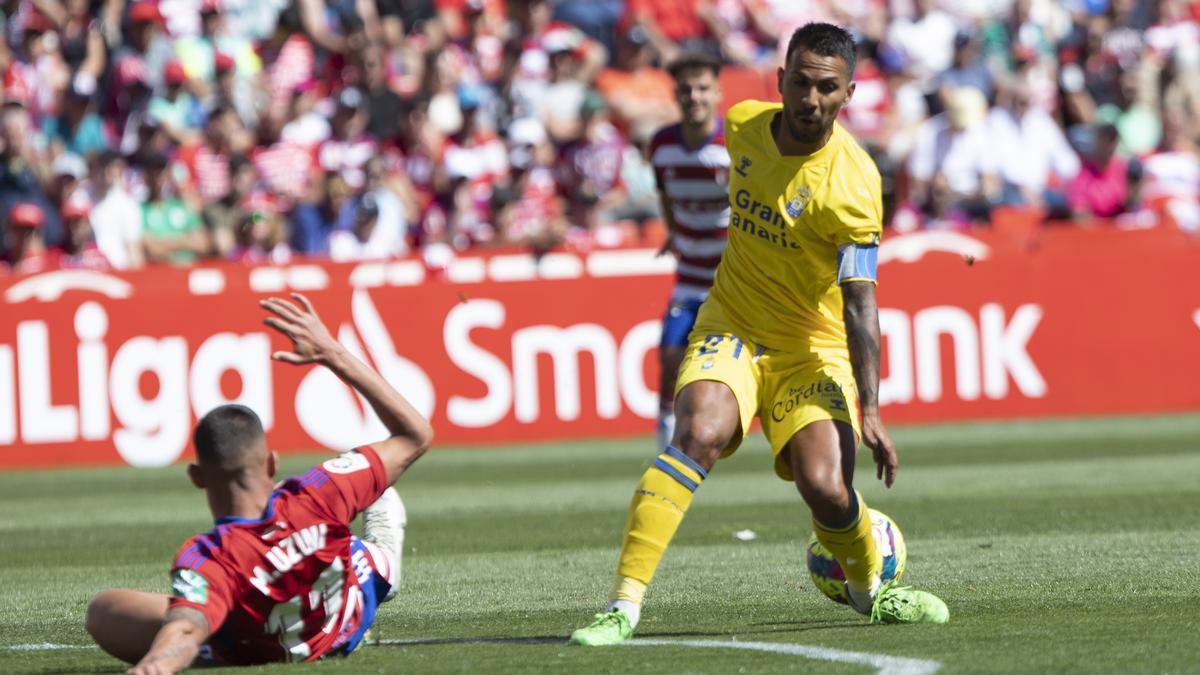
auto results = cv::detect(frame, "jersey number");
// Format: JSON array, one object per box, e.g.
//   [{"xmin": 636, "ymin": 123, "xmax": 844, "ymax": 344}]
[
  {"xmin": 264, "ymin": 557, "xmax": 356, "ymax": 661},
  {"xmin": 697, "ymin": 335, "xmax": 743, "ymax": 359}
]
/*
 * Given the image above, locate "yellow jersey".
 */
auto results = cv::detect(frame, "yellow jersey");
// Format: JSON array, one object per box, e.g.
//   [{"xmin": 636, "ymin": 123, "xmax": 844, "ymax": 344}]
[{"xmin": 698, "ymin": 100, "xmax": 883, "ymax": 354}]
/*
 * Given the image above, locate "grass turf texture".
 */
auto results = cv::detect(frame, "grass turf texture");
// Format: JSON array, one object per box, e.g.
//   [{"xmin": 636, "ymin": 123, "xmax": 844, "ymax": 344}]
[{"xmin": 2, "ymin": 414, "xmax": 1199, "ymax": 674}]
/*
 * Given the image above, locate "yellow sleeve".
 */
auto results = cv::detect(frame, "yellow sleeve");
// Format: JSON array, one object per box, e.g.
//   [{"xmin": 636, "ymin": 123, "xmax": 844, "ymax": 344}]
[{"xmin": 828, "ymin": 151, "xmax": 883, "ymax": 248}]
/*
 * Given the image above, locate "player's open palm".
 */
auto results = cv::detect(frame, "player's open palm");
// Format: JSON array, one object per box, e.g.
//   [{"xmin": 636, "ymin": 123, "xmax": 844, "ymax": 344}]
[
  {"xmin": 260, "ymin": 294, "xmax": 337, "ymax": 365},
  {"xmin": 862, "ymin": 413, "xmax": 898, "ymax": 488}
]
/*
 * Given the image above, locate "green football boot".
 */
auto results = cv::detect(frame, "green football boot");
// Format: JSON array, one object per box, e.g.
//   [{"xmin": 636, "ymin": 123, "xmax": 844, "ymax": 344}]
[
  {"xmin": 569, "ymin": 610, "xmax": 634, "ymax": 646},
  {"xmin": 870, "ymin": 581, "xmax": 950, "ymax": 625}
]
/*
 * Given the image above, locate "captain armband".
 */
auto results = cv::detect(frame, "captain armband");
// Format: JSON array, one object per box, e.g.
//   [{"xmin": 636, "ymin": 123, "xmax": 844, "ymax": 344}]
[{"xmin": 836, "ymin": 243, "xmax": 878, "ymax": 284}]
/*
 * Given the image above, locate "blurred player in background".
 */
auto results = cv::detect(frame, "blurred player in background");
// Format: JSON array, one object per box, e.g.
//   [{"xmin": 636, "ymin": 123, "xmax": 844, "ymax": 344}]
[
  {"xmin": 650, "ymin": 52, "xmax": 730, "ymax": 452},
  {"xmin": 571, "ymin": 23, "xmax": 948, "ymax": 647},
  {"xmin": 86, "ymin": 294, "xmax": 434, "ymax": 672}
]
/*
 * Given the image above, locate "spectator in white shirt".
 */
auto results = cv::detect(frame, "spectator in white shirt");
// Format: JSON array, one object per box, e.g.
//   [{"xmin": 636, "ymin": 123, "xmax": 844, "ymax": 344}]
[
  {"xmin": 907, "ymin": 87, "xmax": 1002, "ymax": 223},
  {"xmin": 988, "ymin": 79, "xmax": 1080, "ymax": 217},
  {"xmin": 886, "ymin": 0, "xmax": 960, "ymax": 93},
  {"xmin": 329, "ymin": 192, "xmax": 408, "ymax": 261},
  {"xmin": 87, "ymin": 151, "xmax": 145, "ymax": 269}
]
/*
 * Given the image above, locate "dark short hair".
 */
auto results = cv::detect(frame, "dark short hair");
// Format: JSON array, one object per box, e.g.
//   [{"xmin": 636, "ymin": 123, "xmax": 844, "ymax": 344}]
[
  {"xmin": 193, "ymin": 404, "xmax": 265, "ymax": 469},
  {"xmin": 784, "ymin": 23, "xmax": 857, "ymax": 79},
  {"xmin": 667, "ymin": 51, "xmax": 723, "ymax": 82}
]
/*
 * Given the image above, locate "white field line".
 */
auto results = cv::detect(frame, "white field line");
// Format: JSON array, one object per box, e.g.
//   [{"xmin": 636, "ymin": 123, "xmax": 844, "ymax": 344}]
[
  {"xmin": 378, "ymin": 636, "xmax": 940, "ymax": 675},
  {"xmin": 627, "ymin": 638, "xmax": 940, "ymax": 675},
  {"xmin": 5, "ymin": 643, "xmax": 96, "ymax": 651},
  {"xmin": 5, "ymin": 636, "xmax": 943, "ymax": 674}
]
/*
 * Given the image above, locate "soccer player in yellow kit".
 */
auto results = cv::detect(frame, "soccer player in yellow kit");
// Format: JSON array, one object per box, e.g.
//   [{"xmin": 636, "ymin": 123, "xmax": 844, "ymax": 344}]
[{"xmin": 570, "ymin": 23, "xmax": 949, "ymax": 646}]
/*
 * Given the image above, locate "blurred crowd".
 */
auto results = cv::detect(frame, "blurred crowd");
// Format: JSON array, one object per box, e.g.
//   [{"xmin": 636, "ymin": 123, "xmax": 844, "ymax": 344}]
[{"xmin": 0, "ymin": 0, "xmax": 1197, "ymax": 275}]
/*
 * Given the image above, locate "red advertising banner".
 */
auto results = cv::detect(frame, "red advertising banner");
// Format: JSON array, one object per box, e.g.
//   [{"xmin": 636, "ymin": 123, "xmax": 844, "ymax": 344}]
[{"xmin": 1, "ymin": 225, "xmax": 1197, "ymax": 468}]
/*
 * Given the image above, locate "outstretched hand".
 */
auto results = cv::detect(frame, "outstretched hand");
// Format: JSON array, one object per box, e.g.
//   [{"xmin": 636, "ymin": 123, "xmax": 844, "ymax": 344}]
[
  {"xmin": 260, "ymin": 294, "xmax": 338, "ymax": 365},
  {"xmin": 862, "ymin": 412, "xmax": 898, "ymax": 488}
]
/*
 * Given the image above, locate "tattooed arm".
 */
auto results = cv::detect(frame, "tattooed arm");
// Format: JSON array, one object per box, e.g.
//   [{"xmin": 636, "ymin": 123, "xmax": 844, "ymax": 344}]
[
  {"xmin": 842, "ymin": 280, "xmax": 898, "ymax": 488},
  {"xmin": 126, "ymin": 607, "xmax": 209, "ymax": 675}
]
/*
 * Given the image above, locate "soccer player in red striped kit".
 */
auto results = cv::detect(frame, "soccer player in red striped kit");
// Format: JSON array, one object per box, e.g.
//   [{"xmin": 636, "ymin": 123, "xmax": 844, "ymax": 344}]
[
  {"xmin": 649, "ymin": 52, "xmax": 731, "ymax": 451},
  {"xmin": 86, "ymin": 293, "xmax": 433, "ymax": 672}
]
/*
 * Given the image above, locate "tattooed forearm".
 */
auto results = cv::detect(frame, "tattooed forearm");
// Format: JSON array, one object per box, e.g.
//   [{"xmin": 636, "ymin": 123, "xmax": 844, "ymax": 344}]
[
  {"xmin": 132, "ymin": 607, "xmax": 209, "ymax": 673},
  {"xmin": 144, "ymin": 644, "xmax": 191, "ymax": 663},
  {"xmin": 842, "ymin": 281, "xmax": 882, "ymax": 411}
]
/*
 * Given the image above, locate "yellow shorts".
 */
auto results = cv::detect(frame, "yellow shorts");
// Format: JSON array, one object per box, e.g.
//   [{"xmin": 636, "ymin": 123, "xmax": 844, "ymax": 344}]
[{"xmin": 674, "ymin": 328, "xmax": 861, "ymax": 482}]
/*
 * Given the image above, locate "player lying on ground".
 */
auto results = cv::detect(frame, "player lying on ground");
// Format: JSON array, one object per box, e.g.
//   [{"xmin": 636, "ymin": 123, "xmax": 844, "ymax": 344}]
[
  {"xmin": 571, "ymin": 23, "xmax": 948, "ymax": 647},
  {"xmin": 86, "ymin": 293, "xmax": 434, "ymax": 673}
]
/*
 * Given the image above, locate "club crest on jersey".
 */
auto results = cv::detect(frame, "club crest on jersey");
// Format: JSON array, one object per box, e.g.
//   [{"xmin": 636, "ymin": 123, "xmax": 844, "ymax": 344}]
[
  {"xmin": 786, "ymin": 186, "xmax": 813, "ymax": 218},
  {"xmin": 172, "ymin": 569, "xmax": 209, "ymax": 604}
]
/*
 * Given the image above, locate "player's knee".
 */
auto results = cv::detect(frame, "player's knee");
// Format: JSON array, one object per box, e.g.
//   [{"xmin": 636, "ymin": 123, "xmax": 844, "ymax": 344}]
[
  {"xmin": 85, "ymin": 591, "xmax": 123, "ymax": 655},
  {"xmin": 85, "ymin": 590, "xmax": 112, "ymax": 639},
  {"xmin": 674, "ymin": 417, "xmax": 732, "ymax": 468},
  {"xmin": 795, "ymin": 469, "xmax": 852, "ymax": 517}
]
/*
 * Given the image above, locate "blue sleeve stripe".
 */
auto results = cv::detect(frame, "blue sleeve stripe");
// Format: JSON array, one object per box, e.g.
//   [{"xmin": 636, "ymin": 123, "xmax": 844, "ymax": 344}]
[
  {"xmin": 664, "ymin": 445, "xmax": 708, "ymax": 480},
  {"xmin": 176, "ymin": 544, "xmax": 208, "ymax": 569},
  {"xmin": 300, "ymin": 468, "xmax": 329, "ymax": 488},
  {"xmin": 837, "ymin": 243, "xmax": 878, "ymax": 284},
  {"xmin": 653, "ymin": 458, "xmax": 699, "ymax": 492}
]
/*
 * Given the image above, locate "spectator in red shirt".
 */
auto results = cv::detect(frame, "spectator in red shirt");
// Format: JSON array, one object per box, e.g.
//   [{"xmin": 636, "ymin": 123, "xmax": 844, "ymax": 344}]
[
  {"xmin": 55, "ymin": 198, "xmax": 111, "ymax": 270},
  {"xmin": 2, "ymin": 203, "xmax": 52, "ymax": 275},
  {"xmin": 623, "ymin": 0, "xmax": 718, "ymax": 64},
  {"xmin": 259, "ymin": 8, "xmax": 316, "ymax": 124},
  {"xmin": 180, "ymin": 105, "xmax": 236, "ymax": 207},
  {"xmin": 497, "ymin": 117, "xmax": 567, "ymax": 251},
  {"xmin": 437, "ymin": 0, "xmax": 506, "ymax": 42},
  {"xmin": 1134, "ymin": 110, "xmax": 1199, "ymax": 232}
]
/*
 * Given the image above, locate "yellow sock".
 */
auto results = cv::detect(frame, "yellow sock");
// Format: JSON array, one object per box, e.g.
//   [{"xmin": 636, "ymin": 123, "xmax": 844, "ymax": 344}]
[
  {"xmin": 812, "ymin": 491, "xmax": 881, "ymax": 594},
  {"xmin": 610, "ymin": 446, "xmax": 707, "ymax": 603}
]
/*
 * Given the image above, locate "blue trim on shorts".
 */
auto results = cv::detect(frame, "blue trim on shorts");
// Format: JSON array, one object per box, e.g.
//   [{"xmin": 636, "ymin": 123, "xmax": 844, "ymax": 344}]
[
  {"xmin": 339, "ymin": 538, "xmax": 392, "ymax": 655},
  {"xmin": 661, "ymin": 297, "xmax": 704, "ymax": 348}
]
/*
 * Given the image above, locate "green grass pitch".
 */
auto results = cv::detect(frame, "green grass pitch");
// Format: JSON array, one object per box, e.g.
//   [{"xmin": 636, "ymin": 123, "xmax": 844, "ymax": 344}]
[{"xmin": 2, "ymin": 414, "xmax": 1200, "ymax": 674}]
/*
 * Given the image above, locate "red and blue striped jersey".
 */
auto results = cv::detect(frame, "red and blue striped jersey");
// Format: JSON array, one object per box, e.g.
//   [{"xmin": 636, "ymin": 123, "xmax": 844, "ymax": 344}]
[
  {"xmin": 168, "ymin": 447, "xmax": 389, "ymax": 665},
  {"xmin": 650, "ymin": 120, "xmax": 731, "ymax": 298}
]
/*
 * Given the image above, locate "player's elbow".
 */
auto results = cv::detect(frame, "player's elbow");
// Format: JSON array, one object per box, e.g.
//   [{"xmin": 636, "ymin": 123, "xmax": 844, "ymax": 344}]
[
  {"xmin": 413, "ymin": 421, "xmax": 434, "ymax": 454},
  {"xmin": 393, "ymin": 419, "xmax": 435, "ymax": 459}
]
